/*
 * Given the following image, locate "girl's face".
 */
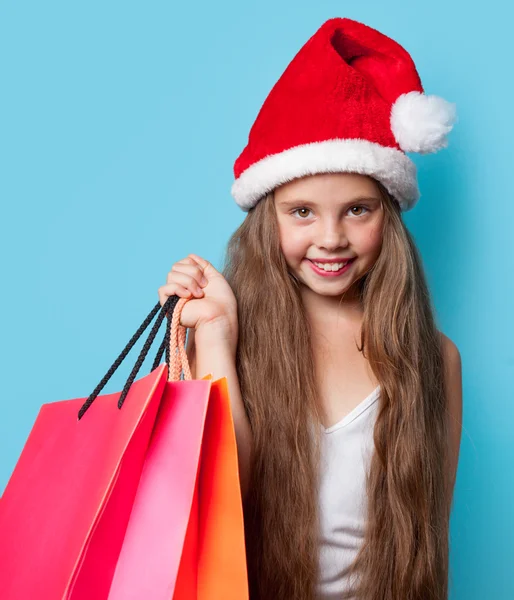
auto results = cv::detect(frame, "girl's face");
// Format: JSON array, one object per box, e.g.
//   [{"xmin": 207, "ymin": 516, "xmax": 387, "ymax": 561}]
[{"xmin": 274, "ymin": 172, "xmax": 385, "ymax": 303}]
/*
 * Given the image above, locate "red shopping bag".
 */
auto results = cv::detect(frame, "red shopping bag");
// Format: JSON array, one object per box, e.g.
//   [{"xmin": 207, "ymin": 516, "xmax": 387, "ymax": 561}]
[{"xmin": 0, "ymin": 296, "xmax": 248, "ymax": 599}]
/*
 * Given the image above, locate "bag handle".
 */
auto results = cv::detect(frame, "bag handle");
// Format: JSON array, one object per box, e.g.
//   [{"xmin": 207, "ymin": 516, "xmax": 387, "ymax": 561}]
[{"xmin": 77, "ymin": 295, "xmax": 192, "ymax": 420}]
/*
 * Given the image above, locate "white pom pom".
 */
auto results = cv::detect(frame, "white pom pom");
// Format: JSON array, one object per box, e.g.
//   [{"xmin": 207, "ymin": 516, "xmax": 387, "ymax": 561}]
[{"xmin": 390, "ymin": 91, "xmax": 457, "ymax": 154}]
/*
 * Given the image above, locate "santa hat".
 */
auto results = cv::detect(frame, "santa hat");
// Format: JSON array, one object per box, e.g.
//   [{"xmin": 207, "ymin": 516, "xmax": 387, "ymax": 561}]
[{"xmin": 231, "ymin": 17, "xmax": 457, "ymax": 212}]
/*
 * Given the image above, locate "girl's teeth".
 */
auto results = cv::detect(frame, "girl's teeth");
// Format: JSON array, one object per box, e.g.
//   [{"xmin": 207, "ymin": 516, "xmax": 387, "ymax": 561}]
[{"xmin": 313, "ymin": 261, "xmax": 347, "ymax": 271}]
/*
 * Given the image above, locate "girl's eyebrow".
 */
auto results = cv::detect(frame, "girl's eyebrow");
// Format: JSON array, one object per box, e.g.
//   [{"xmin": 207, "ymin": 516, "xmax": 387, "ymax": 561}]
[{"xmin": 278, "ymin": 195, "xmax": 381, "ymax": 208}]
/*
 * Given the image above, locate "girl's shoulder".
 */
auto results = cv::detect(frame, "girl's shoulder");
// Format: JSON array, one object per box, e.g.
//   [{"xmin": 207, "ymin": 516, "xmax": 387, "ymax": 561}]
[
  {"xmin": 438, "ymin": 329, "xmax": 462, "ymax": 406},
  {"xmin": 438, "ymin": 330, "xmax": 462, "ymax": 379}
]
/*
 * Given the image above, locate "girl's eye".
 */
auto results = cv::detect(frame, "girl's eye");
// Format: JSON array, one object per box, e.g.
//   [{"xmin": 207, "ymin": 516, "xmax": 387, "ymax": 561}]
[
  {"xmin": 292, "ymin": 207, "xmax": 312, "ymax": 219},
  {"xmin": 291, "ymin": 206, "xmax": 369, "ymax": 219},
  {"xmin": 348, "ymin": 205, "xmax": 369, "ymax": 217}
]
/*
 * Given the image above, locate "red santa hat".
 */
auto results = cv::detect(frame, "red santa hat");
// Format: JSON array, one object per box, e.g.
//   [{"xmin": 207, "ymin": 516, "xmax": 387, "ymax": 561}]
[{"xmin": 231, "ymin": 17, "xmax": 457, "ymax": 212}]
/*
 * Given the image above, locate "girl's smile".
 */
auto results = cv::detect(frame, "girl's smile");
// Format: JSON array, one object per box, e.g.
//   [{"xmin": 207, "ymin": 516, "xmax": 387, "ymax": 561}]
[{"xmin": 305, "ymin": 257, "xmax": 356, "ymax": 277}]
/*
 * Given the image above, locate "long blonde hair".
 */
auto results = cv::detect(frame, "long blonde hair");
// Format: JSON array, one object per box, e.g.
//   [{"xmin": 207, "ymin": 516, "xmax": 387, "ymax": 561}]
[{"xmin": 221, "ymin": 180, "xmax": 452, "ymax": 599}]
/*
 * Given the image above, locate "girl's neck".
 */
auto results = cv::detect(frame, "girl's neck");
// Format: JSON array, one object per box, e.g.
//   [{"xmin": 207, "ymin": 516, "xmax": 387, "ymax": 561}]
[{"xmin": 300, "ymin": 283, "xmax": 364, "ymax": 333}]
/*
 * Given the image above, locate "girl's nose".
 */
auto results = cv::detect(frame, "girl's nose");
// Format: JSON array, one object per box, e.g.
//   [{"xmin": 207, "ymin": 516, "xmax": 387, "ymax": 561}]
[{"xmin": 316, "ymin": 222, "xmax": 348, "ymax": 251}]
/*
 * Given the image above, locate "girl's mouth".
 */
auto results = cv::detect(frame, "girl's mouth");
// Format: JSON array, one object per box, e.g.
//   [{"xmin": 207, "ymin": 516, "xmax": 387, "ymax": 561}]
[{"xmin": 307, "ymin": 258, "xmax": 356, "ymax": 277}]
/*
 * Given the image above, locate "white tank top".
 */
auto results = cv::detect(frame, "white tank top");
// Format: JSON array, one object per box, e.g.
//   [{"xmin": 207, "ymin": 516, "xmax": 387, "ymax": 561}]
[{"xmin": 315, "ymin": 385, "xmax": 380, "ymax": 600}]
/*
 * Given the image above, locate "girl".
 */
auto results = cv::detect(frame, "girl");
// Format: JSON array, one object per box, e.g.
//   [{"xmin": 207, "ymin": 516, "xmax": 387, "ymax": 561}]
[{"xmin": 158, "ymin": 17, "xmax": 462, "ymax": 600}]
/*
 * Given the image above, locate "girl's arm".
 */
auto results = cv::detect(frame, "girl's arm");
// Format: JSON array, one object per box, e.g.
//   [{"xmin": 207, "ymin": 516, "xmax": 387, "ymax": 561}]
[{"xmin": 186, "ymin": 325, "xmax": 253, "ymax": 502}]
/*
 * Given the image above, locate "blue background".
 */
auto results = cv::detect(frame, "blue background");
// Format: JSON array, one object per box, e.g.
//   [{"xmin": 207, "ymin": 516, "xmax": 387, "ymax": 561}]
[{"xmin": 1, "ymin": 1, "xmax": 512, "ymax": 597}]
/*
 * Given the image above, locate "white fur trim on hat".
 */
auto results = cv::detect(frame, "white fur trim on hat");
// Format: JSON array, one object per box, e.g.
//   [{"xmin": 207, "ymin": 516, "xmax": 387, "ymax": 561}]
[
  {"xmin": 391, "ymin": 91, "xmax": 457, "ymax": 154},
  {"xmin": 231, "ymin": 139, "xmax": 420, "ymax": 212}
]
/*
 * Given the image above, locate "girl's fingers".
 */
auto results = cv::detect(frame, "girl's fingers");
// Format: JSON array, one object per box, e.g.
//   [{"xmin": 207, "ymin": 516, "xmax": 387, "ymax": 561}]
[
  {"xmin": 167, "ymin": 270, "xmax": 205, "ymax": 295},
  {"xmin": 187, "ymin": 253, "xmax": 212, "ymax": 272},
  {"xmin": 159, "ymin": 279, "xmax": 203, "ymax": 302},
  {"xmin": 158, "ymin": 283, "xmax": 194, "ymax": 307},
  {"xmin": 158, "ymin": 256, "xmax": 210, "ymax": 311},
  {"xmin": 168, "ymin": 261, "xmax": 207, "ymax": 287},
  {"xmin": 161, "ymin": 277, "xmax": 203, "ymax": 301}
]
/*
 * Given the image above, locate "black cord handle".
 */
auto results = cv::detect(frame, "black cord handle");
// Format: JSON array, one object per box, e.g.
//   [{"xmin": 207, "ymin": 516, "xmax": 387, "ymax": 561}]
[{"xmin": 77, "ymin": 295, "xmax": 181, "ymax": 420}]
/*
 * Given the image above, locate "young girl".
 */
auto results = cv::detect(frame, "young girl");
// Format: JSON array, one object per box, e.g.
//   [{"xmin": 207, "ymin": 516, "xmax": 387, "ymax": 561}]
[{"xmin": 158, "ymin": 17, "xmax": 462, "ymax": 600}]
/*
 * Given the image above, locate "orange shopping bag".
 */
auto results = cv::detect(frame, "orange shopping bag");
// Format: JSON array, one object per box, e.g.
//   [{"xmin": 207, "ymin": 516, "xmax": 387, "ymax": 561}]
[{"xmin": 0, "ymin": 295, "xmax": 248, "ymax": 599}]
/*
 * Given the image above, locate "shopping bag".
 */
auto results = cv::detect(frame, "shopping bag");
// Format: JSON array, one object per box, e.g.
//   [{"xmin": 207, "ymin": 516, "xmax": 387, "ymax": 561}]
[
  {"xmin": 108, "ymin": 377, "xmax": 248, "ymax": 600},
  {"xmin": 0, "ymin": 295, "xmax": 248, "ymax": 599}
]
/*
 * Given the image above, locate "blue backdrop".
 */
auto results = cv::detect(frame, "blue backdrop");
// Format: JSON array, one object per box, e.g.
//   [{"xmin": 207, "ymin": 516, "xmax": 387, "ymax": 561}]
[{"xmin": 1, "ymin": 1, "xmax": 512, "ymax": 598}]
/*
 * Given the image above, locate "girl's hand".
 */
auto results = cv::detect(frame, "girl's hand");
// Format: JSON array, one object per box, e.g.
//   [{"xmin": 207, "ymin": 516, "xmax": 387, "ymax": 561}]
[{"xmin": 157, "ymin": 253, "xmax": 238, "ymax": 349}]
